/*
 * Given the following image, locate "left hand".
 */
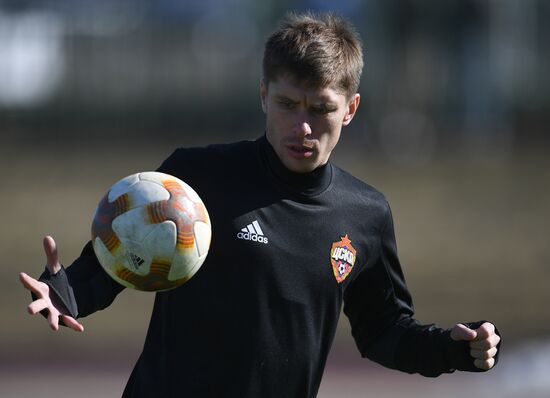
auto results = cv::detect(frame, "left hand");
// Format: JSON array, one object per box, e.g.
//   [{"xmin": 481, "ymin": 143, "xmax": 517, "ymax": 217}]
[{"xmin": 450, "ymin": 322, "xmax": 500, "ymax": 370}]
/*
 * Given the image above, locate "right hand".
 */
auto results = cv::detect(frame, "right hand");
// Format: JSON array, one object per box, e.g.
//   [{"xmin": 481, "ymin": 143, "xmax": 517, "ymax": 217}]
[
  {"xmin": 450, "ymin": 322, "xmax": 500, "ymax": 370},
  {"xmin": 19, "ymin": 236, "xmax": 84, "ymax": 332}
]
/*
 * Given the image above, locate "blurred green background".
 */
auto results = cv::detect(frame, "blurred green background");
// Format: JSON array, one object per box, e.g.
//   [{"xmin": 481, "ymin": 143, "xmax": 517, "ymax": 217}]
[{"xmin": 1, "ymin": 1, "xmax": 549, "ymax": 397}]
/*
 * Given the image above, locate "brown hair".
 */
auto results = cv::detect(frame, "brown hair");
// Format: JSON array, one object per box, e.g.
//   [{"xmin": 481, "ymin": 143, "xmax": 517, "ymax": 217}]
[{"xmin": 262, "ymin": 11, "xmax": 363, "ymax": 99}]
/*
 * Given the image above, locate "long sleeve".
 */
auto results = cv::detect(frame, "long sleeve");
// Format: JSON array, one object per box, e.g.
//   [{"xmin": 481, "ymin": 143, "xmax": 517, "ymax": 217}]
[
  {"xmin": 65, "ymin": 241, "xmax": 125, "ymax": 317},
  {"xmin": 343, "ymin": 201, "xmax": 500, "ymax": 376},
  {"xmin": 38, "ymin": 241, "xmax": 125, "ymax": 319}
]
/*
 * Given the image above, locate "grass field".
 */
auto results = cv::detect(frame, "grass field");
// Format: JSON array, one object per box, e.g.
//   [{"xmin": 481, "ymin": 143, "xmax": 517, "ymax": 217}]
[{"xmin": 1, "ymin": 140, "xmax": 549, "ymax": 397}]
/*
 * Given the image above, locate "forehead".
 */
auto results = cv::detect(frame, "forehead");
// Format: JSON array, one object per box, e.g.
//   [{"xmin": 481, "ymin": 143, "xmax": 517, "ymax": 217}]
[{"xmin": 267, "ymin": 75, "xmax": 346, "ymax": 103}]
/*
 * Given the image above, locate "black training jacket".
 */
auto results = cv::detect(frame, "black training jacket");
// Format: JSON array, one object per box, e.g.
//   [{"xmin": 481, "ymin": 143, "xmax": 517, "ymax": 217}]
[{"xmin": 39, "ymin": 135, "xmax": 499, "ymax": 398}]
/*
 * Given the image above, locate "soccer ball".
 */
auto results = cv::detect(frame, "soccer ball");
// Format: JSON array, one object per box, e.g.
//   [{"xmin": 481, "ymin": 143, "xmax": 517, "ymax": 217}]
[{"xmin": 91, "ymin": 171, "xmax": 211, "ymax": 292}]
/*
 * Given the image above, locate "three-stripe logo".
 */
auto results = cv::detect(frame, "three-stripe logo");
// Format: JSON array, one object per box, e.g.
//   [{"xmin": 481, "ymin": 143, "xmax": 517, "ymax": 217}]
[{"xmin": 236, "ymin": 220, "xmax": 269, "ymax": 244}]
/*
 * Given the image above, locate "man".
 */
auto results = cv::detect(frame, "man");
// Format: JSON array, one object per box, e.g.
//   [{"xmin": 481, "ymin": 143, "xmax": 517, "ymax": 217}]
[{"xmin": 20, "ymin": 11, "xmax": 500, "ymax": 397}]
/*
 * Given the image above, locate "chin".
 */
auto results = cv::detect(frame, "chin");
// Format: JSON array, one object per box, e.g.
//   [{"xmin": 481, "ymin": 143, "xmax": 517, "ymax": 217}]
[{"xmin": 284, "ymin": 159, "xmax": 318, "ymax": 173}]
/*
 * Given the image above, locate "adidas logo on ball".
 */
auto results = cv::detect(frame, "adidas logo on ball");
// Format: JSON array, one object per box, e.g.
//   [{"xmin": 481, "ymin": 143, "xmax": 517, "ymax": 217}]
[
  {"xmin": 126, "ymin": 252, "xmax": 145, "ymax": 270},
  {"xmin": 237, "ymin": 220, "xmax": 269, "ymax": 244}
]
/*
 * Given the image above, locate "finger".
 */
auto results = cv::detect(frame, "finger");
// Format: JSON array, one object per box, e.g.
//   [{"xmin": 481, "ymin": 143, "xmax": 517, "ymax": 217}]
[
  {"xmin": 473, "ymin": 322, "xmax": 495, "ymax": 341},
  {"xmin": 450, "ymin": 323, "xmax": 477, "ymax": 341},
  {"xmin": 474, "ymin": 358, "xmax": 495, "ymax": 370},
  {"xmin": 43, "ymin": 236, "xmax": 61, "ymax": 274},
  {"xmin": 27, "ymin": 298, "xmax": 49, "ymax": 315},
  {"xmin": 47, "ymin": 309, "xmax": 60, "ymax": 331},
  {"xmin": 60, "ymin": 315, "xmax": 85, "ymax": 333},
  {"xmin": 470, "ymin": 334, "xmax": 501, "ymax": 350},
  {"xmin": 470, "ymin": 347, "xmax": 498, "ymax": 360},
  {"xmin": 19, "ymin": 273, "xmax": 46, "ymax": 296}
]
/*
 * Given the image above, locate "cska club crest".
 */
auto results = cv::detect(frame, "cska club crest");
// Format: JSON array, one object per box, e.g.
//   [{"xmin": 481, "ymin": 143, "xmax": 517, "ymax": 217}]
[{"xmin": 330, "ymin": 234, "xmax": 357, "ymax": 283}]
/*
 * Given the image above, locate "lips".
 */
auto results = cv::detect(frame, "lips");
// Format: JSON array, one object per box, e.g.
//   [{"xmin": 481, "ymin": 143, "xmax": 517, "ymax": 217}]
[{"xmin": 286, "ymin": 143, "xmax": 314, "ymax": 159}]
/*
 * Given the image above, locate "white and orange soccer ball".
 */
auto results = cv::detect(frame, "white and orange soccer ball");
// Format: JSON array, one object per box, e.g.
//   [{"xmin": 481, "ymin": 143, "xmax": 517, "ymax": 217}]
[{"xmin": 91, "ymin": 171, "xmax": 211, "ymax": 292}]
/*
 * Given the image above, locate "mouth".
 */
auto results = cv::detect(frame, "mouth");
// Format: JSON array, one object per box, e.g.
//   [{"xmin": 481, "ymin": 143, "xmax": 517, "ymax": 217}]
[{"xmin": 286, "ymin": 143, "xmax": 314, "ymax": 159}]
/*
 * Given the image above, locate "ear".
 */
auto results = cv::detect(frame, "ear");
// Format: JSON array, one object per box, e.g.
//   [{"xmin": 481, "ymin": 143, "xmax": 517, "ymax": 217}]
[
  {"xmin": 260, "ymin": 79, "xmax": 267, "ymax": 113},
  {"xmin": 342, "ymin": 93, "xmax": 360, "ymax": 126}
]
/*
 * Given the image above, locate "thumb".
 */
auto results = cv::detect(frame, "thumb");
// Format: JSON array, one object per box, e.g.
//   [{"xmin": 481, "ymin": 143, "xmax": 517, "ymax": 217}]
[
  {"xmin": 43, "ymin": 235, "xmax": 61, "ymax": 274},
  {"xmin": 450, "ymin": 323, "xmax": 478, "ymax": 342}
]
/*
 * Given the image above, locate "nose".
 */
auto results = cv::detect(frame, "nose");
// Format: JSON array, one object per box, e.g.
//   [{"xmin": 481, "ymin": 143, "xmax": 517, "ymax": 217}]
[{"xmin": 294, "ymin": 120, "xmax": 312, "ymax": 139}]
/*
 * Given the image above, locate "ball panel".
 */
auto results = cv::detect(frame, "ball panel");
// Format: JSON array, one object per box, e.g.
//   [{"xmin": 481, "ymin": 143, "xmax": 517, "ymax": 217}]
[
  {"xmin": 112, "ymin": 207, "xmax": 158, "ymax": 245},
  {"xmin": 108, "ymin": 172, "xmax": 173, "ymax": 211},
  {"xmin": 171, "ymin": 255, "xmax": 204, "ymax": 284},
  {"xmin": 140, "ymin": 221, "xmax": 177, "ymax": 266},
  {"xmin": 127, "ymin": 180, "xmax": 170, "ymax": 207},
  {"xmin": 169, "ymin": 245, "xmax": 200, "ymax": 281},
  {"xmin": 115, "ymin": 237, "xmax": 152, "ymax": 276},
  {"xmin": 119, "ymin": 257, "xmax": 185, "ymax": 292},
  {"xmin": 177, "ymin": 180, "xmax": 203, "ymax": 204},
  {"xmin": 175, "ymin": 223, "xmax": 195, "ymax": 250},
  {"xmin": 93, "ymin": 237, "xmax": 135, "ymax": 289},
  {"xmin": 93, "ymin": 236, "xmax": 115, "ymax": 274},
  {"xmin": 91, "ymin": 192, "xmax": 129, "ymax": 253},
  {"xmin": 193, "ymin": 221, "xmax": 211, "ymax": 257},
  {"xmin": 138, "ymin": 171, "xmax": 171, "ymax": 184},
  {"xmin": 108, "ymin": 173, "xmax": 140, "ymax": 202}
]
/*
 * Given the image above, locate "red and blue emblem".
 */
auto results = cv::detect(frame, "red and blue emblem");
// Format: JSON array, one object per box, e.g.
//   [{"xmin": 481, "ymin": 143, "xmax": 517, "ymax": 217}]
[{"xmin": 330, "ymin": 235, "xmax": 357, "ymax": 283}]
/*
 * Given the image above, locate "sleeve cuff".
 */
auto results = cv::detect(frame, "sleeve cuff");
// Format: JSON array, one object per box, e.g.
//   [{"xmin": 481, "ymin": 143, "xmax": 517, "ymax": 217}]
[
  {"xmin": 445, "ymin": 320, "xmax": 502, "ymax": 372},
  {"xmin": 36, "ymin": 265, "xmax": 79, "ymax": 318}
]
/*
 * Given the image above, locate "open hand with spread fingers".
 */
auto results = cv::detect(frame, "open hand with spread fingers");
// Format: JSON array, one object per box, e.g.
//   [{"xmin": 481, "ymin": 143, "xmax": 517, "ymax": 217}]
[{"xmin": 19, "ymin": 236, "xmax": 84, "ymax": 332}]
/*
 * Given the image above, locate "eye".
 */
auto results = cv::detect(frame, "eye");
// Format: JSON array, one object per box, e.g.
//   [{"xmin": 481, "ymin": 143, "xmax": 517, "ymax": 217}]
[
  {"xmin": 310, "ymin": 105, "xmax": 335, "ymax": 115},
  {"xmin": 311, "ymin": 106, "xmax": 328, "ymax": 115},
  {"xmin": 278, "ymin": 100, "xmax": 296, "ymax": 110}
]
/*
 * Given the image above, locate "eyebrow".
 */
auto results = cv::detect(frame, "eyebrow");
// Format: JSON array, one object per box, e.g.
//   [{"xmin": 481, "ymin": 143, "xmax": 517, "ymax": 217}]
[
  {"xmin": 312, "ymin": 102, "xmax": 338, "ymax": 109},
  {"xmin": 273, "ymin": 94, "xmax": 337, "ymax": 107},
  {"xmin": 273, "ymin": 94, "xmax": 298, "ymax": 102}
]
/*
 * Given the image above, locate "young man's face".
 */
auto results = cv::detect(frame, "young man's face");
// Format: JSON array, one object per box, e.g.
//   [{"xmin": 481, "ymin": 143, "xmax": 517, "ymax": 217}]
[{"xmin": 260, "ymin": 75, "xmax": 360, "ymax": 173}]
